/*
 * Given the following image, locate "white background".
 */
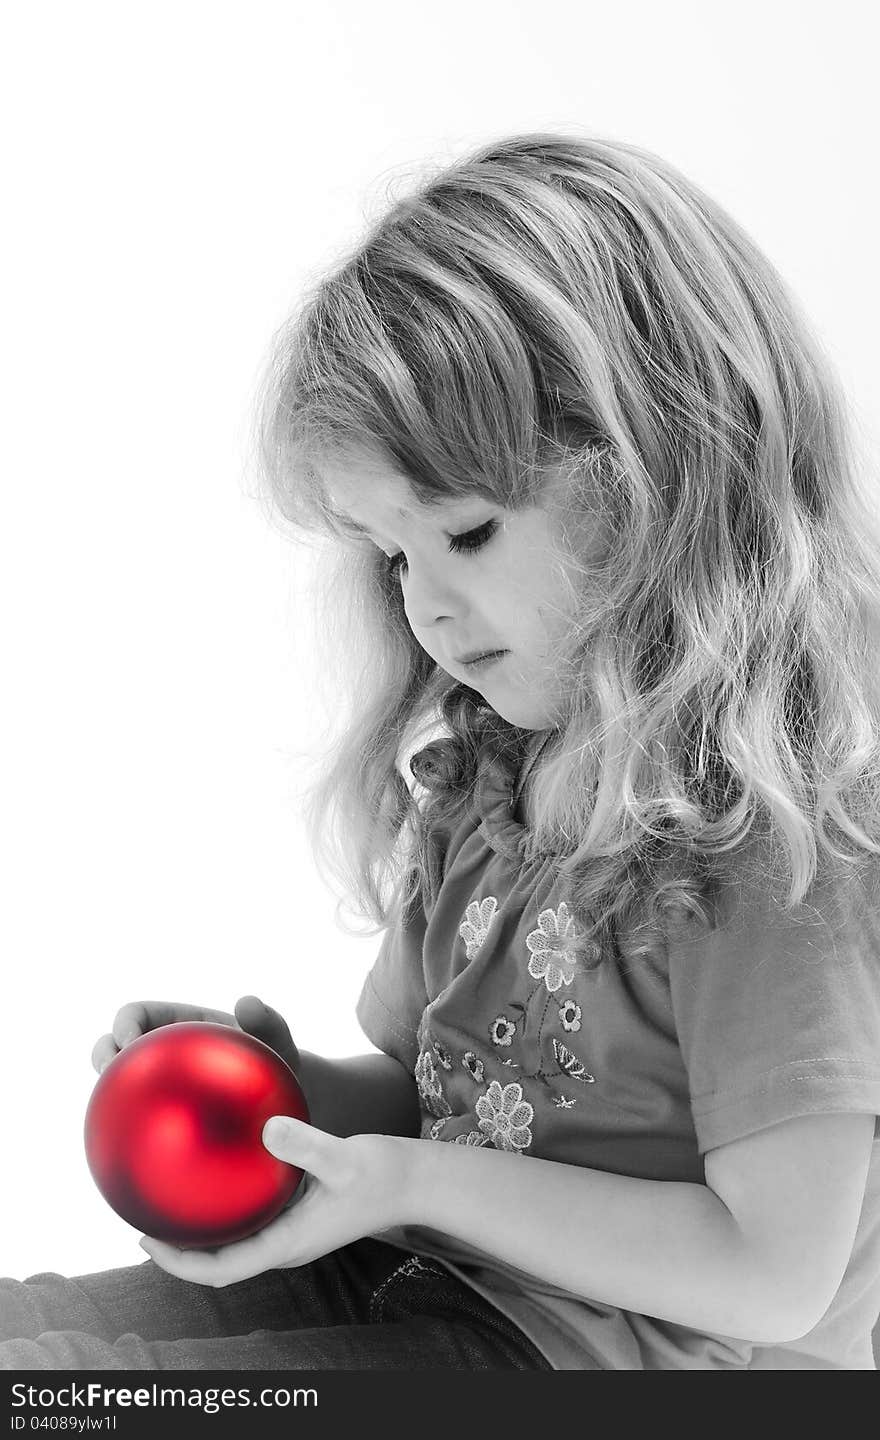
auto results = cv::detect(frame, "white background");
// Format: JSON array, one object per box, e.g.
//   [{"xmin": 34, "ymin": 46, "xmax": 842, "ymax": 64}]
[{"xmin": 2, "ymin": 0, "xmax": 878, "ymax": 1279}]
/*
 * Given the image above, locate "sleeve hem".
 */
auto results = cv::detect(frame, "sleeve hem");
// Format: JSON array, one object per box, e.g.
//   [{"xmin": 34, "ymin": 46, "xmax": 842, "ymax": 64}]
[
  {"xmin": 355, "ymin": 973, "xmax": 421, "ymax": 1073},
  {"xmin": 691, "ymin": 1061, "xmax": 880, "ymax": 1153}
]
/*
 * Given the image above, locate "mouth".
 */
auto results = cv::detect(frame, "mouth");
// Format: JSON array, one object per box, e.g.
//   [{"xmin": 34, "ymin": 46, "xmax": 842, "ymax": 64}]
[{"xmin": 460, "ymin": 650, "xmax": 508, "ymax": 670}]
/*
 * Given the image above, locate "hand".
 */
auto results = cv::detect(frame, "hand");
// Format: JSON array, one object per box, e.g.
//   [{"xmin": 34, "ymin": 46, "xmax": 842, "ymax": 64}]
[
  {"xmin": 91, "ymin": 995, "xmax": 301, "ymax": 1078},
  {"xmin": 138, "ymin": 1120, "xmax": 417, "ymax": 1287}
]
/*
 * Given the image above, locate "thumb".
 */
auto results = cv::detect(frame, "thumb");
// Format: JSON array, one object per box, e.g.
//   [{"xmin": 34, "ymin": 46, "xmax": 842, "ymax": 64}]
[
  {"xmin": 262, "ymin": 1115, "xmax": 323, "ymax": 1173},
  {"xmin": 234, "ymin": 995, "xmax": 302, "ymax": 1076},
  {"xmin": 263, "ymin": 1115, "xmax": 311, "ymax": 1152}
]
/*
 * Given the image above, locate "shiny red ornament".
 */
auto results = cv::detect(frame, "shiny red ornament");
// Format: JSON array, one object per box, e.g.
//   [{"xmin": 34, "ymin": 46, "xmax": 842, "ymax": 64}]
[{"xmin": 84, "ymin": 1021, "xmax": 309, "ymax": 1248}]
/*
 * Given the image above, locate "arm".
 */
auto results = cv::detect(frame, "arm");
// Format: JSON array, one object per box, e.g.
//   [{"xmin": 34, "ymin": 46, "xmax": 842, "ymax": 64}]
[
  {"xmin": 296, "ymin": 1049, "xmax": 422, "ymax": 1140},
  {"xmin": 404, "ymin": 1111, "xmax": 874, "ymax": 1345},
  {"xmin": 136, "ymin": 1091, "xmax": 872, "ymax": 1331}
]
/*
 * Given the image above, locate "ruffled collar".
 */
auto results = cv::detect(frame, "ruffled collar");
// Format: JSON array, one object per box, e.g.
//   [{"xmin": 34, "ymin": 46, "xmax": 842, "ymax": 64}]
[{"xmin": 473, "ymin": 737, "xmax": 554, "ymax": 865}]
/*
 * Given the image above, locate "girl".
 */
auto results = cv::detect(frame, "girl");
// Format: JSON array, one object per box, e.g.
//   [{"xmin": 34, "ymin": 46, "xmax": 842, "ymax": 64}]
[{"xmin": 3, "ymin": 130, "xmax": 880, "ymax": 1371}]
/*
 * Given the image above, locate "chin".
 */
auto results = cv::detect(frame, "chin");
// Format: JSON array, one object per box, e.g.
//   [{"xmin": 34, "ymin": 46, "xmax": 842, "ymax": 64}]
[{"xmin": 487, "ymin": 699, "xmax": 556, "ymax": 731}]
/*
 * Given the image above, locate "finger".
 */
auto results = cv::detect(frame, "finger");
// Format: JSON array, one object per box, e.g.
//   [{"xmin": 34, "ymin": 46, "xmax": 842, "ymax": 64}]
[
  {"xmin": 94, "ymin": 1003, "xmax": 173, "ymax": 1074},
  {"xmin": 110, "ymin": 1000, "xmax": 212, "ymax": 1050},
  {"xmin": 95, "ymin": 1001, "xmax": 234, "ymax": 1074},
  {"xmin": 111, "ymin": 1001, "xmax": 158, "ymax": 1049},
  {"xmin": 139, "ymin": 1220, "xmax": 280, "ymax": 1288},
  {"xmin": 262, "ymin": 1115, "xmax": 329, "ymax": 1176},
  {"xmin": 234, "ymin": 996, "xmax": 301, "ymax": 1074},
  {"xmin": 91, "ymin": 1035, "xmax": 118, "ymax": 1074}
]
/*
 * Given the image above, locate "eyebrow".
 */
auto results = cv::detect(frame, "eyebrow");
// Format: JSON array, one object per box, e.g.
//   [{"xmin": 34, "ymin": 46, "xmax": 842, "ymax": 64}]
[
  {"xmin": 333, "ymin": 515, "xmax": 377, "ymax": 536},
  {"xmin": 330, "ymin": 501, "xmax": 484, "ymax": 539}
]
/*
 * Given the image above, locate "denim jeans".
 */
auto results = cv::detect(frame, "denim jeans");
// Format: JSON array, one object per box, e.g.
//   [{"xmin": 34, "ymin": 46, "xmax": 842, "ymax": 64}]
[{"xmin": 0, "ymin": 1238, "xmax": 553, "ymax": 1370}]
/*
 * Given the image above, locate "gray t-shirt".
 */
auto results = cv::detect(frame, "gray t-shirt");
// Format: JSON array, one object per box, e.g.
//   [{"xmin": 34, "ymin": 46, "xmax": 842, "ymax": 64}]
[{"xmin": 356, "ymin": 746, "xmax": 880, "ymax": 1369}]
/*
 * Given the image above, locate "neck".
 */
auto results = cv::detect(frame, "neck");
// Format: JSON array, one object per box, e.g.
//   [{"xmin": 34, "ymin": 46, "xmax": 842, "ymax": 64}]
[{"xmin": 513, "ymin": 731, "xmax": 555, "ymax": 814}]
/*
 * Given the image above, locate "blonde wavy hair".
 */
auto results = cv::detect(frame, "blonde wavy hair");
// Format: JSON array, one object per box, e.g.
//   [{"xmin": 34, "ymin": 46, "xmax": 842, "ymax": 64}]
[{"xmin": 252, "ymin": 130, "xmax": 880, "ymax": 968}]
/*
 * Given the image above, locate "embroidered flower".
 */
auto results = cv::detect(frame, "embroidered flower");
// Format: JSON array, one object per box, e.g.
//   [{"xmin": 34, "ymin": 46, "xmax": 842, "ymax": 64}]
[
  {"xmin": 429, "ymin": 1117, "xmax": 451, "ymax": 1139},
  {"xmin": 452, "ymin": 1130, "xmax": 492, "ymax": 1146},
  {"xmin": 462, "ymin": 1052, "xmax": 484, "ymax": 1083},
  {"xmin": 489, "ymin": 1016, "xmax": 515, "ymax": 1047},
  {"xmin": 459, "ymin": 896, "xmax": 498, "ymax": 960},
  {"xmin": 415, "ymin": 1048, "xmax": 452, "ymax": 1118},
  {"xmin": 559, "ymin": 1000, "xmax": 582, "ymax": 1032},
  {"xmin": 526, "ymin": 902, "xmax": 582, "ymax": 993},
  {"xmin": 475, "ymin": 1080, "xmax": 534, "ymax": 1152},
  {"xmin": 432, "ymin": 1040, "xmax": 453, "ymax": 1070},
  {"xmin": 552, "ymin": 1037, "xmax": 595, "ymax": 1084}
]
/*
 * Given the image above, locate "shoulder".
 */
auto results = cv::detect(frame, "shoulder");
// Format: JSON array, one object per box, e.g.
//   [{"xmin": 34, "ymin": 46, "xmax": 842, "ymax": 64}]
[{"xmin": 663, "ymin": 826, "xmax": 880, "ymax": 944}]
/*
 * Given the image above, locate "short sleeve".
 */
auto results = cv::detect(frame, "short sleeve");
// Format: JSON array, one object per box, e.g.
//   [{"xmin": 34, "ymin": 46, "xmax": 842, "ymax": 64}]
[
  {"xmin": 356, "ymin": 799, "xmax": 457, "ymax": 1070},
  {"xmin": 355, "ymin": 903, "xmax": 429, "ymax": 1072},
  {"xmin": 667, "ymin": 846, "xmax": 880, "ymax": 1154}
]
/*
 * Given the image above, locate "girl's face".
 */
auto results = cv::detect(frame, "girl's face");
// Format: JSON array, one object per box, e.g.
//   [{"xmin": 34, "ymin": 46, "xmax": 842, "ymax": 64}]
[{"xmin": 323, "ymin": 450, "xmax": 585, "ymax": 730}]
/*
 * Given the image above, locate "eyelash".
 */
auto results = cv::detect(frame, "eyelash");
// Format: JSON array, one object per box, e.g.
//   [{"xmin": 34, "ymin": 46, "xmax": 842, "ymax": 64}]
[{"xmin": 386, "ymin": 520, "xmax": 498, "ymax": 579}]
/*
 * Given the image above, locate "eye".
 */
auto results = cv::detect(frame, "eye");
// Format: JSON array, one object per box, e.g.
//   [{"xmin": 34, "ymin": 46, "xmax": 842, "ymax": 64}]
[{"xmin": 386, "ymin": 520, "xmax": 498, "ymax": 580}]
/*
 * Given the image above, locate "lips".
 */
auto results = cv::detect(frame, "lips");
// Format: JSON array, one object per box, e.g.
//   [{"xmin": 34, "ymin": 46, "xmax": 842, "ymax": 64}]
[{"xmin": 460, "ymin": 650, "xmax": 507, "ymax": 666}]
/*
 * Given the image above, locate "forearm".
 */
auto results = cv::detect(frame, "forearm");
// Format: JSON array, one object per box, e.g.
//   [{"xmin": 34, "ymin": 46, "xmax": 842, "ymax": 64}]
[
  {"xmin": 296, "ymin": 1049, "xmax": 421, "ymax": 1139},
  {"xmin": 405, "ymin": 1143, "xmax": 800, "ymax": 1345}
]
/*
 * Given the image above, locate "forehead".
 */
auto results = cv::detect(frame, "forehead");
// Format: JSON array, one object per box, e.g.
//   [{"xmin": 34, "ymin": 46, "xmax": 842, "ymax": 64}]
[{"xmin": 320, "ymin": 453, "xmax": 473, "ymax": 531}]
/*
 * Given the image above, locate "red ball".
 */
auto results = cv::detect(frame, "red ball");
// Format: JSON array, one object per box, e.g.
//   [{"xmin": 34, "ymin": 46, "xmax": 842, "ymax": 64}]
[{"xmin": 84, "ymin": 1022, "xmax": 310, "ymax": 1248}]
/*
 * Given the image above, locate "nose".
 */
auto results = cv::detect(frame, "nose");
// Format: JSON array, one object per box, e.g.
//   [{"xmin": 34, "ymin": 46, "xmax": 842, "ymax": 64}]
[{"xmin": 401, "ymin": 556, "xmax": 462, "ymax": 630}]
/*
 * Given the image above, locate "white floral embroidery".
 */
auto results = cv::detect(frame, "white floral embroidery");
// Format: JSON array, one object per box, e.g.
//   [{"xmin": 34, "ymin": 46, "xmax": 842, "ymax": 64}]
[
  {"xmin": 553, "ymin": 1095, "xmax": 578, "ymax": 1109},
  {"xmin": 432, "ymin": 1040, "xmax": 453, "ymax": 1070},
  {"xmin": 559, "ymin": 999, "xmax": 582, "ymax": 1032},
  {"xmin": 475, "ymin": 1080, "xmax": 534, "ymax": 1152},
  {"xmin": 429, "ymin": 1117, "xmax": 451, "ymax": 1139},
  {"xmin": 459, "ymin": 896, "xmax": 498, "ymax": 960},
  {"xmin": 552, "ymin": 1037, "xmax": 596, "ymax": 1084},
  {"xmin": 415, "ymin": 1048, "xmax": 452, "ymax": 1118},
  {"xmin": 526, "ymin": 902, "xmax": 582, "ymax": 993},
  {"xmin": 489, "ymin": 1015, "xmax": 515, "ymax": 1047},
  {"xmin": 452, "ymin": 1131, "xmax": 492, "ymax": 1146},
  {"xmin": 462, "ymin": 1052, "xmax": 484, "ymax": 1083}
]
